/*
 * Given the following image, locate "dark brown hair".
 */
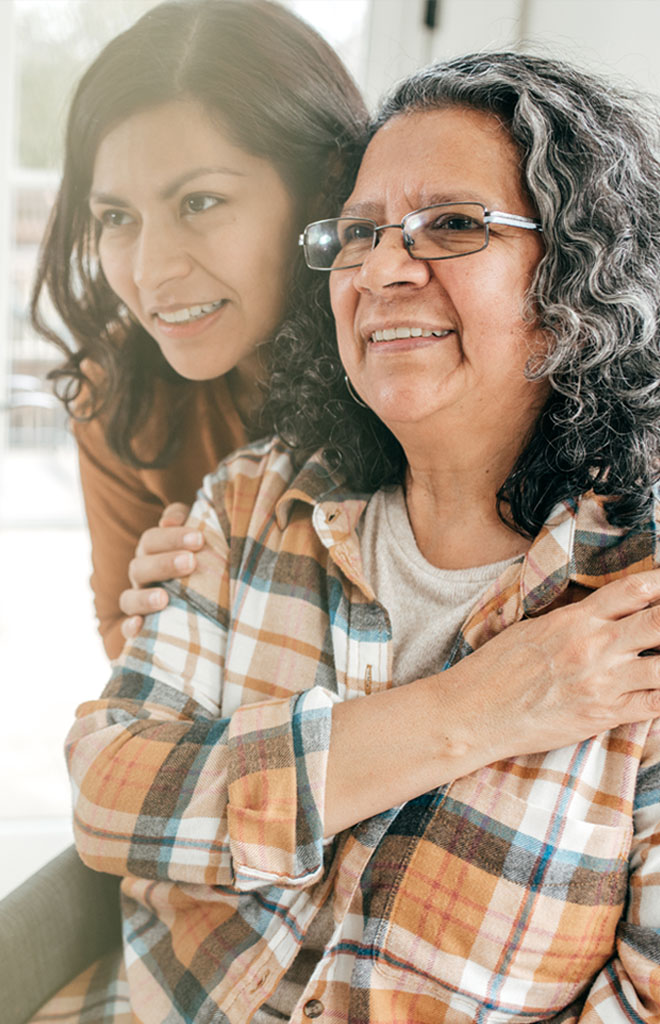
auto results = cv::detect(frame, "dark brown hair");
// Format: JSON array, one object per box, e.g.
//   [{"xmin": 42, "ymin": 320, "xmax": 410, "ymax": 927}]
[{"xmin": 32, "ymin": 0, "xmax": 367, "ymax": 466}]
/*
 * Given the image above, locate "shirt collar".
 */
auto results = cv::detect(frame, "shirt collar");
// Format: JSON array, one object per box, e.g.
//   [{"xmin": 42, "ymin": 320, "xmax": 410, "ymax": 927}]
[
  {"xmin": 521, "ymin": 490, "xmax": 659, "ymax": 615},
  {"xmin": 277, "ymin": 451, "xmax": 659, "ymax": 611},
  {"xmin": 276, "ymin": 449, "xmax": 370, "ymax": 531}
]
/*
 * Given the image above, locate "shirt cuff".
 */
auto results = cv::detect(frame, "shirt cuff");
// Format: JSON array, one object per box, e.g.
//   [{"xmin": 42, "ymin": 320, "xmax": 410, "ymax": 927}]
[{"xmin": 227, "ymin": 687, "xmax": 337, "ymax": 889}]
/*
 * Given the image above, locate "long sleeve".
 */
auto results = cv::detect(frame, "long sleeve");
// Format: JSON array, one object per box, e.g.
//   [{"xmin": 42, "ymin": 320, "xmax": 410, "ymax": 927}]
[
  {"xmin": 572, "ymin": 719, "xmax": 660, "ymax": 1022},
  {"xmin": 66, "ymin": 473, "xmax": 336, "ymax": 892},
  {"xmin": 73, "ymin": 415, "xmax": 164, "ymax": 659},
  {"xmin": 73, "ymin": 377, "xmax": 247, "ymax": 660}
]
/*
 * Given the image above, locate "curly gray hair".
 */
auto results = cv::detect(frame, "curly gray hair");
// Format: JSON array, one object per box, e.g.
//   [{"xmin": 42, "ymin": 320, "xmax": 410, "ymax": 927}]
[{"xmin": 264, "ymin": 51, "xmax": 660, "ymax": 533}]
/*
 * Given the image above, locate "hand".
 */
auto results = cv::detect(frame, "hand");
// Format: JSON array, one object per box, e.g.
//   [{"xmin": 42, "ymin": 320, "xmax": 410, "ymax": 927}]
[
  {"xmin": 119, "ymin": 503, "xmax": 202, "ymax": 641},
  {"xmin": 441, "ymin": 570, "xmax": 660, "ymax": 762}
]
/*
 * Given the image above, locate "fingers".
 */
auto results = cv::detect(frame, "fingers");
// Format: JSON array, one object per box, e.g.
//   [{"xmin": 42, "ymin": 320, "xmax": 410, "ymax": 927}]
[
  {"xmin": 120, "ymin": 502, "xmax": 198, "ymax": 642},
  {"xmin": 570, "ymin": 571, "xmax": 660, "ymax": 661},
  {"xmin": 586, "ymin": 569, "xmax": 660, "ymax": 619},
  {"xmin": 128, "ymin": 550, "xmax": 197, "ymax": 589},
  {"xmin": 622, "ymin": 683, "xmax": 660, "ymax": 722},
  {"xmin": 159, "ymin": 502, "xmax": 191, "ymax": 528},
  {"xmin": 619, "ymin": 601, "xmax": 660, "ymax": 656},
  {"xmin": 121, "ymin": 614, "xmax": 144, "ymax": 642},
  {"xmin": 135, "ymin": 524, "xmax": 203, "ymax": 558},
  {"xmin": 119, "ymin": 584, "xmax": 169, "ymax": 618}
]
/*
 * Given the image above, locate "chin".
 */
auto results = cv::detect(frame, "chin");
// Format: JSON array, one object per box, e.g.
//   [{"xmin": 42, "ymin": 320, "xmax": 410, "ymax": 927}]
[
  {"xmin": 369, "ymin": 382, "xmax": 446, "ymax": 422},
  {"xmin": 158, "ymin": 347, "xmax": 230, "ymax": 382}
]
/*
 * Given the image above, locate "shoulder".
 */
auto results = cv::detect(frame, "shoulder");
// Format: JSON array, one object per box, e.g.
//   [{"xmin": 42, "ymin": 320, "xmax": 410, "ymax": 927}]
[
  {"xmin": 203, "ymin": 436, "xmax": 297, "ymax": 496},
  {"xmin": 194, "ymin": 437, "xmax": 299, "ymax": 539}
]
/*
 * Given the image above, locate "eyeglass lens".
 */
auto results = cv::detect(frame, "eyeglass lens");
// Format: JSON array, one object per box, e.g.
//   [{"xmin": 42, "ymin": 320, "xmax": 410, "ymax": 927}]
[{"xmin": 304, "ymin": 202, "xmax": 488, "ymax": 270}]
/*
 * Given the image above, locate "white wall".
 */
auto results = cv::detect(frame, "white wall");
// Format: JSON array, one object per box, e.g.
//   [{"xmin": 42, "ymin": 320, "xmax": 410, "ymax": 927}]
[{"xmin": 363, "ymin": 0, "xmax": 660, "ymax": 107}]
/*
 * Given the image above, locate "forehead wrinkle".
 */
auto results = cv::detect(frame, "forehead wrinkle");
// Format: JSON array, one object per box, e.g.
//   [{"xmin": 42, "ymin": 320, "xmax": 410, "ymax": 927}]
[{"xmin": 340, "ymin": 189, "xmax": 490, "ymax": 221}]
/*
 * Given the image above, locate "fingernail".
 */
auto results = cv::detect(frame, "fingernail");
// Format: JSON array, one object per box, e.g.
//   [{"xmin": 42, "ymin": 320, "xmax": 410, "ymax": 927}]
[
  {"xmin": 148, "ymin": 590, "xmax": 167, "ymax": 609},
  {"xmin": 183, "ymin": 531, "xmax": 203, "ymax": 547},
  {"xmin": 126, "ymin": 616, "xmax": 141, "ymax": 634},
  {"xmin": 174, "ymin": 552, "xmax": 195, "ymax": 572}
]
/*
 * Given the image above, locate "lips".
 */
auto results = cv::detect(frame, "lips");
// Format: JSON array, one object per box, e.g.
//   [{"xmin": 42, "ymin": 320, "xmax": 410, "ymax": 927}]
[
  {"xmin": 155, "ymin": 299, "xmax": 226, "ymax": 324},
  {"xmin": 368, "ymin": 326, "xmax": 452, "ymax": 343}
]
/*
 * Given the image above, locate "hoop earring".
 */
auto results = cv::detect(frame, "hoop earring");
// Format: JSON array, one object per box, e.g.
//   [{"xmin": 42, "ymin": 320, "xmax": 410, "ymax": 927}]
[{"xmin": 344, "ymin": 374, "xmax": 368, "ymax": 408}]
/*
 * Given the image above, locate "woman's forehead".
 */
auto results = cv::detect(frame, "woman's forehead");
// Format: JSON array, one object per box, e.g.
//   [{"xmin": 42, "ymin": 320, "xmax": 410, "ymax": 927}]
[{"xmin": 343, "ymin": 107, "xmax": 530, "ymax": 217}]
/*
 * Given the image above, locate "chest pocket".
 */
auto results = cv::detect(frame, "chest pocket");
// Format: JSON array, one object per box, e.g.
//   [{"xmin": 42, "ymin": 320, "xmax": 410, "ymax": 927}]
[{"xmin": 369, "ymin": 771, "xmax": 630, "ymax": 1023}]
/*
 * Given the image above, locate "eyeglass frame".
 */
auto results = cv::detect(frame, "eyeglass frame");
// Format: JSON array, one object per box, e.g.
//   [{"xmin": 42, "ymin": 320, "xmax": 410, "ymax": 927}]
[{"xmin": 298, "ymin": 201, "xmax": 543, "ymax": 271}]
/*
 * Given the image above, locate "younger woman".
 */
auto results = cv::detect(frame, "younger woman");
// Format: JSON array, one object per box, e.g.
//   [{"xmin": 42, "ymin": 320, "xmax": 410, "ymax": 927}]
[{"xmin": 31, "ymin": 0, "xmax": 368, "ymax": 658}]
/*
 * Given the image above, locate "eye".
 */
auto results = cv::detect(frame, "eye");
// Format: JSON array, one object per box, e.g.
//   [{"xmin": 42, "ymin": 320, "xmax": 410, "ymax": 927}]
[
  {"xmin": 94, "ymin": 208, "xmax": 134, "ymax": 229},
  {"xmin": 181, "ymin": 193, "xmax": 224, "ymax": 215},
  {"xmin": 339, "ymin": 220, "xmax": 374, "ymax": 246},
  {"xmin": 431, "ymin": 213, "xmax": 481, "ymax": 232}
]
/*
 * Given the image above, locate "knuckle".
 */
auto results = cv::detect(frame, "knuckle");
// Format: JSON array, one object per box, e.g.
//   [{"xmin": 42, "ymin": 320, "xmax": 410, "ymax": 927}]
[
  {"xmin": 127, "ymin": 556, "xmax": 141, "ymax": 587},
  {"xmin": 160, "ymin": 502, "xmax": 190, "ymax": 527},
  {"xmin": 622, "ymin": 573, "xmax": 654, "ymax": 601},
  {"xmin": 649, "ymin": 604, "xmax": 660, "ymax": 632},
  {"xmin": 140, "ymin": 526, "xmax": 159, "ymax": 551},
  {"xmin": 643, "ymin": 653, "xmax": 660, "ymax": 684}
]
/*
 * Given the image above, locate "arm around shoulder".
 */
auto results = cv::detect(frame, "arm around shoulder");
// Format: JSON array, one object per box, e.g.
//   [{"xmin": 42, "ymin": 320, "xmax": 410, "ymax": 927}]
[{"xmin": 67, "ymin": 462, "xmax": 338, "ymax": 892}]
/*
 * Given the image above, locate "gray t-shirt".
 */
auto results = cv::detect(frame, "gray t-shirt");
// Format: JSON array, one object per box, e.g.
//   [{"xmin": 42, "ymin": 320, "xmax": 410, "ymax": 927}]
[{"xmin": 360, "ymin": 485, "xmax": 518, "ymax": 683}]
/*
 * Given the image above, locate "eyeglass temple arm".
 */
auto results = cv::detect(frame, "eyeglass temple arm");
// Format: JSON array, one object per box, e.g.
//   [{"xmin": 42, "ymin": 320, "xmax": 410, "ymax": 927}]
[{"xmin": 486, "ymin": 210, "xmax": 542, "ymax": 231}]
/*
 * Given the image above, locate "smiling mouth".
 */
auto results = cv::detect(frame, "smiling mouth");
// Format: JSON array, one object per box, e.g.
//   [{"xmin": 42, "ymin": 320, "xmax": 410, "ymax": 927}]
[
  {"xmin": 156, "ymin": 299, "xmax": 226, "ymax": 324},
  {"xmin": 369, "ymin": 327, "xmax": 452, "ymax": 343}
]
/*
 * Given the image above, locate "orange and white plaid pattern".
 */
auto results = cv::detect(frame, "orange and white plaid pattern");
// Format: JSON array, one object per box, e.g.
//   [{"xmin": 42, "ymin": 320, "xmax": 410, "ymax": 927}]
[{"xmin": 50, "ymin": 439, "xmax": 660, "ymax": 1022}]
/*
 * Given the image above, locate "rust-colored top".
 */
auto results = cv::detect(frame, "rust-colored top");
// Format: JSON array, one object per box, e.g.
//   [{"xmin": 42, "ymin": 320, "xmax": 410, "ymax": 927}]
[{"xmin": 73, "ymin": 376, "xmax": 247, "ymax": 659}]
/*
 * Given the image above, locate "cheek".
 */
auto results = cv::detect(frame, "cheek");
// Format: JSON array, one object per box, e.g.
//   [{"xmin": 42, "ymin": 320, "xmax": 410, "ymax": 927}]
[
  {"xmin": 329, "ymin": 277, "xmax": 357, "ymax": 336},
  {"xmin": 98, "ymin": 241, "xmax": 128, "ymax": 298}
]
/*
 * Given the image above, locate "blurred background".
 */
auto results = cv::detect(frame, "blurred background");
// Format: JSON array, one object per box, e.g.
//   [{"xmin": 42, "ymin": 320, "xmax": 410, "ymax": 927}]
[{"xmin": 3, "ymin": 0, "xmax": 660, "ymax": 898}]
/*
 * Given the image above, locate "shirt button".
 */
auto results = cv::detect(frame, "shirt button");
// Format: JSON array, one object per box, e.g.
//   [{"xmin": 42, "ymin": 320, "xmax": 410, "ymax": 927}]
[{"xmin": 303, "ymin": 999, "xmax": 324, "ymax": 1018}]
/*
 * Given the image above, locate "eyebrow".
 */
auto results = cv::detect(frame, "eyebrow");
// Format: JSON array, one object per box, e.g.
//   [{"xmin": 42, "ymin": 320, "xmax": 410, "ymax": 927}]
[
  {"xmin": 89, "ymin": 165, "xmax": 247, "ymax": 205},
  {"xmin": 340, "ymin": 191, "xmax": 488, "ymax": 219}
]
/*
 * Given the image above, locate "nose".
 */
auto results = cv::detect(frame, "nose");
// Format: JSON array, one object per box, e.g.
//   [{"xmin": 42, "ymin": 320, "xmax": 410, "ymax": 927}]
[
  {"xmin": 352, "ymin": 226, "xmax": 431, "ymax": 293},
  {"xmin": 132, "ymin": 216, "xmax": 192, "ymax": 291}
]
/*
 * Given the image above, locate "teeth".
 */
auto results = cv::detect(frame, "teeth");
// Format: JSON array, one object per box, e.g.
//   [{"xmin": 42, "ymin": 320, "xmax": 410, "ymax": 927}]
[
  {"xmin": 158, "ymin": 300, "xmax": 224, "ymax": 324},
  {"xmin": 369, "ymin": 327, "xmax": 451, "ymax": 343}
]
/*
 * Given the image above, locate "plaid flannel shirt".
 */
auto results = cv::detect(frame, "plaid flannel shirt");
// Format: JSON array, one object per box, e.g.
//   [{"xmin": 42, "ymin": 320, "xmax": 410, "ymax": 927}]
[{"xmin": 66, "ymin": 437, "xmax": 660, "ymax": 1023}]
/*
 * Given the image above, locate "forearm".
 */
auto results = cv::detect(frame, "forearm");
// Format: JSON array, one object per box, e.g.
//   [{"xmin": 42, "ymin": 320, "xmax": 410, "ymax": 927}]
[
  {"xmin": 323, "ymin": 577, "xmax": 660, "ymax": 839},
  {"xmin": 325, "ymin": 665, "xmax": 497, "ymax": 836},
  {"xmin": 74, "ymin": 416, "xmax": 162, "ymax": 658}
]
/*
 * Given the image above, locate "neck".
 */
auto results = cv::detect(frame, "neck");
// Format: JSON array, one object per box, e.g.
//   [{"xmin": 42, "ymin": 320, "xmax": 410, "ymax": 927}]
[
  {"xmin": 227, "ymin": 349, "xmax": 264, "ymax": 426},
  {"xmin": 397, "ymin": 415, "xmax": 534, "ymax": 569}
]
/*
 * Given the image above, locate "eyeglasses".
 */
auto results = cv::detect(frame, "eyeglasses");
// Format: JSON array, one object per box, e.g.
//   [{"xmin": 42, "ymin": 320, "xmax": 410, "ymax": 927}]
[{"xmin": 299, "ymin": 201, "xmax": 542, "ymax": 271}]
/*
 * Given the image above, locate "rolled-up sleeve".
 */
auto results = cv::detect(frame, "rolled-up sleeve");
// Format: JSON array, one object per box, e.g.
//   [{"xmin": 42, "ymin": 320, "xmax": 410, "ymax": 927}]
[{"xmin": 66, "ymin": 467, "xmax": 338, "ymax": 892}]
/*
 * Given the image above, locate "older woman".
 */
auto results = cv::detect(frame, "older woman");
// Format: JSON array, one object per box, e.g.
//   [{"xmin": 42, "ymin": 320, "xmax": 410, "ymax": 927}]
[{"xmin": 65, "ymin": 54, "xmax": 660, "ymax": 1023}]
